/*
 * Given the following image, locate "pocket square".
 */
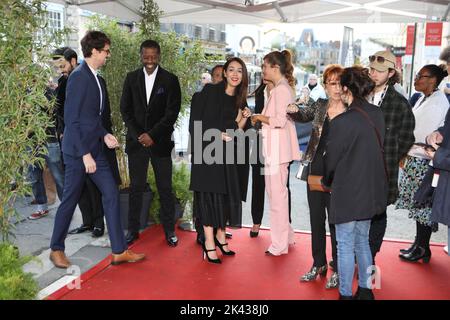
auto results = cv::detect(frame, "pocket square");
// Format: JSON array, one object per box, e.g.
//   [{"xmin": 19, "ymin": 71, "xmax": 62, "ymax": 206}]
[{"xmin": 156, "ymin": 87, "xmax": 164, "ymax": 95}]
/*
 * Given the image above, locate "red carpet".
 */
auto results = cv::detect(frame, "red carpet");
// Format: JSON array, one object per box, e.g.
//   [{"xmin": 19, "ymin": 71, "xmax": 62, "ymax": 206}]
[{"xmin": 47, "ymin": 225, "xmax": 450, "ymax": 300}]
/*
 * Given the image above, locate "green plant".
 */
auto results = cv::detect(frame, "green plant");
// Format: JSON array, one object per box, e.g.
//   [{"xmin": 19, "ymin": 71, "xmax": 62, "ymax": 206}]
[
  {"xmin": 88, "ymin": 1, "xmax": 205, "ymax": 188},
  {"xmin": 148, "ymin": 162, "xmax": 192, "ymax": 224},
  {"xmin": 0, "ymin": 243, "xmax": 38, "ymax": 300},
  {"xmin": 0, "ymin": 0, "xmax": 58, "ymax": 241}
]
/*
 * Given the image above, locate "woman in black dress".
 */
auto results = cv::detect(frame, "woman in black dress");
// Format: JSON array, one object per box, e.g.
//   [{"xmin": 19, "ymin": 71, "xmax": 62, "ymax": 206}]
[{"xmin": 189, "ymin": 57, "xmax": 251, "ymax": 264}]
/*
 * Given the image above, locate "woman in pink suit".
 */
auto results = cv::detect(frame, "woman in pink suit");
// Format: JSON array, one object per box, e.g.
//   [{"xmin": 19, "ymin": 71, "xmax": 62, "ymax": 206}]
[{"xmin": 251, "ymin": 50, "xmax": 301, "ymax": 255}]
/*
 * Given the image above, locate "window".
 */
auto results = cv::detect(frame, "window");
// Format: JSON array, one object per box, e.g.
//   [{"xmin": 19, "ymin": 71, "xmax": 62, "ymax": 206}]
[
  {"xmin": 174, "ymin": 23, "xmax": 184, "ymax": 35},
  {"xmin": 194, "ymin": 25, "xmax": 202, "ymax": 39},
  {"xmin": 220, "ymin": 31, "xmax": 226, "ymax": 43},
  {"xmin": 44, "ymin": 8, "xmax": 64, "ymax": 35},
  {"xmin": 208, "ymin": 28, "xmax": 215, "ymax": 42}
]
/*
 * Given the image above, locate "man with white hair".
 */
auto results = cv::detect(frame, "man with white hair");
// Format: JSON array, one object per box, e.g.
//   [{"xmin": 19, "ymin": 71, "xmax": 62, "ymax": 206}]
[
  {"xmin": 201, "ymin": 72, "xmax": 212, "ymax": 86},
  {"xmin": 307, "ymin": 73, "xmax": 327, "ymax": 101}
]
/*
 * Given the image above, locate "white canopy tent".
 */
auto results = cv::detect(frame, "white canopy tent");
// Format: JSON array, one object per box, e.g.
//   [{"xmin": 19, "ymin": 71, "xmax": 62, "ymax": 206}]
[{"xmin": 53, "ymin": 0, "xmax": 449, "ymax": 24}]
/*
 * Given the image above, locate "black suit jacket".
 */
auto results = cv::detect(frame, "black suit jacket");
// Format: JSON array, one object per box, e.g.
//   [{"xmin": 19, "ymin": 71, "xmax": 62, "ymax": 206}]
[{"xmin": 120, "ymin": 66, "xmax": 181, "ymax": 157}]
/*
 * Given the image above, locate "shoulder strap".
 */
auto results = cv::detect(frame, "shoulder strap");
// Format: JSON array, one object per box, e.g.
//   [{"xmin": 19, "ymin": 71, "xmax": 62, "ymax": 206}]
[{"xmin": 353, "ymin": 106, "xmax": 389, "ymax": 181}]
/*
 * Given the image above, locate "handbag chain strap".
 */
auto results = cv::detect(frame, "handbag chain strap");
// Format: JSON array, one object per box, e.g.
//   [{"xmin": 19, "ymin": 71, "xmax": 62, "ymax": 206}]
[{"xmin": 353, "ymin": 106, "xmax": 389, "ymax": 181}]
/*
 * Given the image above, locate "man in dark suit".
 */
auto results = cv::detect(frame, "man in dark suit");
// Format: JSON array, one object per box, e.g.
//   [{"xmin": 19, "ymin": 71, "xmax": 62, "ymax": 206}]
[
  {"xmin": 49, "ymin": 31, "xmax": 145, "ymax": 268},
  {"xmin": 53, "ymin": 47, "xmax": 120, "ymax": 238},
  {"xmin": 120, "ymin": 40, "xmax": 181, "ymax": 247}
]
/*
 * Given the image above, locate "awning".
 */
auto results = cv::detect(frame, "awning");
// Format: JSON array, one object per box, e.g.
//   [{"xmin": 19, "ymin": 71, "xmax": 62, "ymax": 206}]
[{"xmin": 51, "ymin": 0, "xmax": 450, "ymax": 24}]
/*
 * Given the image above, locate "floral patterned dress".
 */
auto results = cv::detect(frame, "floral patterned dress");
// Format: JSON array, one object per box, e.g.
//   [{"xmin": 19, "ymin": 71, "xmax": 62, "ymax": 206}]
[{"xmin": 395, "ymin": 155, "xmax": 438, "ymax": 231}]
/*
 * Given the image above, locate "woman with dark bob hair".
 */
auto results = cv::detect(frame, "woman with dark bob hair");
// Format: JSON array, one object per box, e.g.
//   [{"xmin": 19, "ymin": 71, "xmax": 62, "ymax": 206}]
[{"xmin": 322, "ymin": 66, "xmax": 388, "ymax": 299}]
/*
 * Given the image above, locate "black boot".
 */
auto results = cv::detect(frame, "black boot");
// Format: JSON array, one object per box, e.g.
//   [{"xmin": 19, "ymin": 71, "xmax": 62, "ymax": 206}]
[
  {"xmin": 399, "ymin": 246, "xmax": 431, "ymax": 263},
  {"xmin": 353, "ymin": 287, "xmax": 375, "ymax": 300}
]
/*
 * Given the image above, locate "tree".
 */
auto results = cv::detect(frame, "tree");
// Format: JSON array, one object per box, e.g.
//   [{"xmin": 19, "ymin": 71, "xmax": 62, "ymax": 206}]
[{"xmin": 0, "ymin": 0, "xmax": 56, "ymax": 242}]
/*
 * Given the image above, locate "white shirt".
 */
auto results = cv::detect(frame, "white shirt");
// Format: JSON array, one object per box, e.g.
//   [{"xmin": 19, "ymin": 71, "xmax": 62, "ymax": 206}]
[
  {"xmin": 87, "ymin": 64, "xmax": 102, "ymax": 113},
  {"xmin": 372, "ymin": 90, "xmax": 384, "ymax": 106},
  {"xmin": 144, "ymin": 65, "xmax": 159, "ymax": 104},
  {"xmin": 408, "ymin": 90, "xmax": 449, "ymax": 158},
  {"xmin": 308, "ymin": 84, "xmax": 327, "ymax": 102}
]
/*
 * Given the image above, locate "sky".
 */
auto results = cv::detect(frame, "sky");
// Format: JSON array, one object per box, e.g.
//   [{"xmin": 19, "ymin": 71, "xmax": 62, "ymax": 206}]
[{"xmin": 258, "ymin": 22, "xmax": 405, "ymax": 43}]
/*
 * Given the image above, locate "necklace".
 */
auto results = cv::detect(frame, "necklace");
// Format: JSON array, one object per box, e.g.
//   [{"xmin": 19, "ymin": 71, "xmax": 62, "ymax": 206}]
[{"xmin": 370, "ymin": 84, "xmax": 389, "ymax": 107}]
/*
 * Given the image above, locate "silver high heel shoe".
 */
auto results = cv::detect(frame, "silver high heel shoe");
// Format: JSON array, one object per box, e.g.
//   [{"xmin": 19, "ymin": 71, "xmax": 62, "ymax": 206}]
[
  {"xmin": 325, "ymin": 271, "xmax": 339, "ymax": 289},
  {"xmin": 300, "ymin": 265, "xmax": 328, "ymax": 282}
]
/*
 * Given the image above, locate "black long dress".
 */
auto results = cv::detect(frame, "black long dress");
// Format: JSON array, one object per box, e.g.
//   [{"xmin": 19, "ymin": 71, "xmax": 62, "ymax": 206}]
[{"xmin": 190, "ymin": 84, "xmax": 244, "ymax": 229}]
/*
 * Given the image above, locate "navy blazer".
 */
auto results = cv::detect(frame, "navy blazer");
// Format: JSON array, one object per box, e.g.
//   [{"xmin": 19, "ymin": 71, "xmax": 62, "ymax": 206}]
[{"xmin": 62, "ymin": 61, "xmax": 108, "ymax": 157}]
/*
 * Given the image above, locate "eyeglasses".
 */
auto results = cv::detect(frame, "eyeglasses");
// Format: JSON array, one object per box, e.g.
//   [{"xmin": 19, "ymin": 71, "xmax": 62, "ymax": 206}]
[
  {"xmin": 369, "ymin": 55, "xmax": 394, "ymax": 64},
  {"xmin": 415, "ymin": 74, "xmax": 433, "ymax": 80},
  {"xmin": 99, "ymin": 48, "xmax": 111, "ymax": 55},
  {"xmin": 326, "ymin": 81, "xmax": 341, "ymax": 88}
]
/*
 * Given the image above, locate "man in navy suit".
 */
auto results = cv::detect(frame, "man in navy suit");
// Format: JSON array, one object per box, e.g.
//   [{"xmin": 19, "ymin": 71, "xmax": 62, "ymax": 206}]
[
  {"xmin": 49, "ymin": 31, "xmax": 145, "ymax": 268},
  {"xmin": 120, "ymin": 40, "xmax": 181, "ymax": 247}
]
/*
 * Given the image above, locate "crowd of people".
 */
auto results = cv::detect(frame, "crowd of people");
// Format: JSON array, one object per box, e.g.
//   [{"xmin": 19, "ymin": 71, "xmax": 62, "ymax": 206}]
[{"xmin": 27, "ymin": 29, "xmax": 450, "ymax": 300}]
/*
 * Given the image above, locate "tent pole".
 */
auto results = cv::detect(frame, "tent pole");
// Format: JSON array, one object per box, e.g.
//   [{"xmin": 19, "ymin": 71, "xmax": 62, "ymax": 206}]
[{"xmin": 408, "ymin": 22, "xmax": 417, "ymax": 99}]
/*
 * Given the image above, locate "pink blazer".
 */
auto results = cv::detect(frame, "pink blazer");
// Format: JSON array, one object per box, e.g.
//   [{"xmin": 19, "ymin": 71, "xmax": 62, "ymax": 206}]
[{"xmin": 261, "ymin": 78, "xmax": 301, "ymax": 166}]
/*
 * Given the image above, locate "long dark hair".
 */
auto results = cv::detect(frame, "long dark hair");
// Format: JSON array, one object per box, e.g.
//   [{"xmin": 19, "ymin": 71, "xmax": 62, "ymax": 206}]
[
  {"xmin": 263, "ymin": 50, "xmax": 295, "ymax": 90},
  {"xmin": 223, "ymin": 57, "xmax": 248, "ymax": 110}
]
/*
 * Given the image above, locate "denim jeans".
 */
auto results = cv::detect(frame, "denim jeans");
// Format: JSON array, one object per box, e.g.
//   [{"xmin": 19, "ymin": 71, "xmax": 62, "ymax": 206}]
[
  {"xmin": 27, "ymin": 142, "xmax": 65, "ymax": 211},
  {"xmin": 335, "ymin": 220, "xmax": 373, "ymax": 297}
]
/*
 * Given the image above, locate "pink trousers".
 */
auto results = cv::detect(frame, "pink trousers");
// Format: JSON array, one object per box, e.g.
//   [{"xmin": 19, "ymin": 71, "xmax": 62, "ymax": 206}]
[{"xmin": 265, "ymin": 162, "xmax": 295, "ymax": 255}]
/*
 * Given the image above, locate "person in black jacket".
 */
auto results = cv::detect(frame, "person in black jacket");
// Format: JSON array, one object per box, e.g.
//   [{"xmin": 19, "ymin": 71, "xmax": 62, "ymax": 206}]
[
  {"xmin": 189, "ymin": 57, "xmax": 251, "ymax": 264},
  {"xmin": 120, "ymin": 40, "xmax": 181, "ymax": 247},
  {"xmin": 323, "ymin": 66, "xmax": 388, "ymax": 300}
]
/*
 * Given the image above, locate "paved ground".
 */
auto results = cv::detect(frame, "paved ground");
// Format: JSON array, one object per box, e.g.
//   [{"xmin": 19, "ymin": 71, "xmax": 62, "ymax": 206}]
[{"xmin": 8, "ymin": 160, "xmax": 448, "ymax": 299}]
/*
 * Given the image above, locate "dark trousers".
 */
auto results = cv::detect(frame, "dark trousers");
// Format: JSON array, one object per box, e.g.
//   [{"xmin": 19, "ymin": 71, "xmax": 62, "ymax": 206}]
[
  {"xmin": 306, "ymin": 184, "xmax": 337, "ymax": 270},
  {"xmin": 78, "ymin": 177, "xmax": 104, "ymax": 229},
  {"xmin": 369, "ymin": 210, "xmax": 387, "ymax": 259},
  {"xmin": 250, "ymin": 161, "xmax": 292, "ymax": 225},
  {"xmin": 50, "ymin": 151, "xmax": 126, "ymax": 254},
  {"xmin": 128, "ymin": 149, "xmax": 175, "ymax": 235}
]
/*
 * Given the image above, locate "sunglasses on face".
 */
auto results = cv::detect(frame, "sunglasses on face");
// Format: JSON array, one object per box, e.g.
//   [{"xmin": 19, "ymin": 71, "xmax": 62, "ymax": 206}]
[{"xmin": 369, "ymin": 55, "xmax": 394, "ymax": 64}]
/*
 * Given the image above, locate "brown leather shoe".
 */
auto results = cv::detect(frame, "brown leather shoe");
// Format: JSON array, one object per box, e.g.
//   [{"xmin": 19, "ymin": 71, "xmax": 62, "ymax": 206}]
[
  {"xmin": 111, "ymin": 250, "xmax": 145, "ymax": 266},
  {"xmin": 50, "ymin": 250, "xmax": 71, "ymax": 269}
]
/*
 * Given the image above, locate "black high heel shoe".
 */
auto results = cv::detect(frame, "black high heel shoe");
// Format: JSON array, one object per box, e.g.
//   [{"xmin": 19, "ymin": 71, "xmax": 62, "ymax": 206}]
[
  {"xmin": 399, "ymin": 246, "xmax": 431, "ymax": 263},
  {"xmin": 250, "ymin": 225, "xmax": 260, "ymax": 238},
  {"xmin": 202, "ymin": 243, "xmax": 221, "ymax": 264},
  {"xmin": 250, "ymin": 230, "xmax": 259, "ymax": 238},
  {"xmin": 214, "ymin": 237, "xmax": 236, "ymax": 256}
]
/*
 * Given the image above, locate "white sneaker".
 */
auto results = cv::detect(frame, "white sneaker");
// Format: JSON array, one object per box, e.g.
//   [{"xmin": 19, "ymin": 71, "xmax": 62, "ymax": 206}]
[{"xmin": 444, "ymin": 246, "xmax": 448, "ymax": 254}]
